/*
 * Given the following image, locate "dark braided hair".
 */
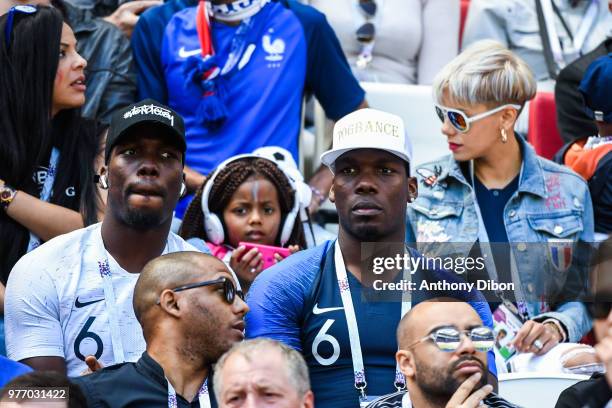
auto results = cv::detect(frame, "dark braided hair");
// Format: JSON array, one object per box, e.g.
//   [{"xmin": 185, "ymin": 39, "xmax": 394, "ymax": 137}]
[{"xmin": 180, "ymin": 158, "xmax": 306, "ymax": 248}]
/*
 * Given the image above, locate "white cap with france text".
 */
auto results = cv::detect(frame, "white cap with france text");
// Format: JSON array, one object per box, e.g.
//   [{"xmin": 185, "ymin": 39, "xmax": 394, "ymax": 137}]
[{"xmin": 320, "ymin": 108, "xmax": 412, "ymax": 172}]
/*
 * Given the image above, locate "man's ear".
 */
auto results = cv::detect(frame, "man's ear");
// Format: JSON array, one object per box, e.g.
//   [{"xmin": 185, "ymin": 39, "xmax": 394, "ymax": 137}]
[
  {"xmin": 328, "ymin": 184, "xmax": 336, "ymax": 203},
  {"xmin": 97, "ymin": 166, "xmax": 109, "ymax": 189},
  {"xmin": 407, "ymin": 177, "xmax": 418, "ymax": 203},
  {"xmin": 301, "ymin": 390, "xmax": 315, "ymax": 408},
  {"xmin": 397, "ymin": 349, "xmax": 416, "ymax": 379},
  {"xmin": 158, "ymin": 289, "xmax": 181, "ymax": 318}
]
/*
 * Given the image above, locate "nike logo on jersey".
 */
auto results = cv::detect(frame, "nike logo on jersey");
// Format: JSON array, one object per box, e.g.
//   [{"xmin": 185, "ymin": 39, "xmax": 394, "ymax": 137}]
[
  {"xmin": 178, "ymin": 46, "xmax": 202, "ymax": 59},
  {"xmin": 74, "ymin": 297, "xmax": 104, "ymax": 308},
  {"xmin": 312, "ymin": 304, "xmax": 344, "ymax": 315}
]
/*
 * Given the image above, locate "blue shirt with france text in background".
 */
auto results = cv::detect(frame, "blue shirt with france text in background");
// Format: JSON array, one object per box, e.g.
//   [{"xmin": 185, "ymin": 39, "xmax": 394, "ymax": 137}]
[{"xmin": 146, "ymin": 0, "xmax": 364, "ymax": 217}]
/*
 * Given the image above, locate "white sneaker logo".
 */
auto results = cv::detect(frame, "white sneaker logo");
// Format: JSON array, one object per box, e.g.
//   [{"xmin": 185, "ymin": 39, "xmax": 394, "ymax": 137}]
[
  {"xmin": 312, "ymin": 304, "xmax": 344, "ymax": 315},
  {"xmin": 178, "ymin": 46, "xmax": 202, "ymax": 59}
]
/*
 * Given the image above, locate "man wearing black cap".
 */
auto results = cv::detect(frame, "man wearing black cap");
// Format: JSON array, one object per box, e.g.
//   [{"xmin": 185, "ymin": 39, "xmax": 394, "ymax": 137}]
[{"xmin": 4, "ymin": 99, "xmax": 199, "ymax": 376}]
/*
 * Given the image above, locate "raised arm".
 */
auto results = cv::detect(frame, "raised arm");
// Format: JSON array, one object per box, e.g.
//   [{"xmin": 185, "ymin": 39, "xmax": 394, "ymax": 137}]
[{"xmin": 3, "ymin": 189, "xmax": 84, "ymax": 242}]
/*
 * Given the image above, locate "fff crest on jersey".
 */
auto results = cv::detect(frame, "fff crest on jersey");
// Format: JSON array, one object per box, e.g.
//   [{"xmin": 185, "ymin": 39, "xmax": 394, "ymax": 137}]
[{"xmin": 547, "ymin": 239, "xmax": 574, "ymax": 272}]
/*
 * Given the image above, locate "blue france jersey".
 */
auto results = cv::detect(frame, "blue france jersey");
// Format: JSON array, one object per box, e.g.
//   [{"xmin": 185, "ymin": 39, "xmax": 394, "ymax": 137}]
[
  {"xmin": 159, "ymin": 1, "xmax": 364, "ymax": 217},
  {"xmin": 246, "ymin": 241, "xmax": 497, "ymax": 408}
]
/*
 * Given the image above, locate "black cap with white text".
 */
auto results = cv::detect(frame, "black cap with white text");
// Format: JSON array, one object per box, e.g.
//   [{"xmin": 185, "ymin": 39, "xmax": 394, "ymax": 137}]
[{"xmin": 105, "ymin": 99, "xmax": 186, "ymax": 163}]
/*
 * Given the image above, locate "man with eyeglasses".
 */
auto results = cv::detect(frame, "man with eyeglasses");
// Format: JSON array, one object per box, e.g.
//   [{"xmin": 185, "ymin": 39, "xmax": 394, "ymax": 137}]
[
  {"xmin": 367, "ymin": 300, "xmax": 518, "ymax": 408},
  {"xmin": 4, "ymin": 100, "xmax": 206, "ymax": 377},
  {"xmin": 74, "ymin": 252, "xmax": 248, "ymax": 407}
]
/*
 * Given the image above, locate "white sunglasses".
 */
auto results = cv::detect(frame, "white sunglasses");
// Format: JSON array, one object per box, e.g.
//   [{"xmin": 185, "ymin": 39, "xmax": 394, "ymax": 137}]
[{"xmin": 434, "ymin": 103, "xmax": 522, "ymax": 133}]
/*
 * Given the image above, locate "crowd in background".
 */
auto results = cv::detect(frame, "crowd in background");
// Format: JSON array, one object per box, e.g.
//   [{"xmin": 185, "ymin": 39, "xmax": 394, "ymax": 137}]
[{"xmin": 0, "ymin": 0, "xmax": 611, "ymax": 407}]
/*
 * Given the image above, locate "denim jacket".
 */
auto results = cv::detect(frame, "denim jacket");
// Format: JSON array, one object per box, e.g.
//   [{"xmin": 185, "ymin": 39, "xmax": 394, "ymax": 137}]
[{"xmin": 406, "ymin": 136, "xmax": 595, "ymax": 342}]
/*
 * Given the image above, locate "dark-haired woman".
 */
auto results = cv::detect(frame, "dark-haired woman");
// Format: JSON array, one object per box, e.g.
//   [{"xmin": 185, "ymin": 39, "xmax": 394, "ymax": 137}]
[
  {"xmin": 180, "ymin": 154, "xmax": 305, "ymax": 292},
  {"xmin": 0, "ymin": 6, "xmax": 103, "ymax": 290}
]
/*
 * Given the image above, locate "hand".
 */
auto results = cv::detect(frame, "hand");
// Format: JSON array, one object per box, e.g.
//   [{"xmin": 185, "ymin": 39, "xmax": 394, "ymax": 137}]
[
  {"xmin": 306, "ymin": 166, "xmax": 332, "ymax": 215},
  {"xmin": 512, "ymin": 320, "xmax": 561, "ymax": 355},
  {"xmin": 307, "ymin": 186, "xmax": 326, "ymax": 215},
  {"xmin": 80, "ymin": 355, "xmax": 104, "ymax": 375},
  {"xmin": 184, "ymin": 165, "xmax": 207, "ymax": 195},
  {"xmin": 445, "ymin": 372, "xmax": 493, "ymax": 408},
  {"xmin": 595, "ymin": 325, "xmax": 612, "ymax": 388},
  {"xmin": 230, "ymin": 246, "xmax": 263, "ymax": 285},
  {"xmin": 273, "ymin": 245, "xmax": 300, "ymax": 264},
  {"xmin": 103, "ymin": 0, "xmax": 162, "ymax": 38}
]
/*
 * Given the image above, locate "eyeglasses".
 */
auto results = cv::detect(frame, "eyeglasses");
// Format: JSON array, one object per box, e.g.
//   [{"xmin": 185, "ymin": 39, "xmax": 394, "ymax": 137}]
[
  {"xmin": 4, "ymin": 5, "xmax": 38, "ymax": 50},
  {"xmin": 587, "ymin": 302, "xmax": 611, "ymax": 319},
  {"xmin": 434, "ymin": 104, "xmax": 522, "ymax": 133},
  {"xmin": 407, "ymin": 325, "xmax": 495, "ymax": 352},
  {"xmin": 156, "ymin": 277, "xmax": 244, "ymax": 305}
]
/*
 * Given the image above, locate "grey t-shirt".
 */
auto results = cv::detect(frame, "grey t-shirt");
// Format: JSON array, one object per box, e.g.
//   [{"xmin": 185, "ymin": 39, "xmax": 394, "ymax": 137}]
[
  {"xmin": 308, "ymin": 0, "xmax": 459, "ymax": 84},
  {"xmin": 462, "ymin": 0, "xmax": 612, "ymax": 81}
]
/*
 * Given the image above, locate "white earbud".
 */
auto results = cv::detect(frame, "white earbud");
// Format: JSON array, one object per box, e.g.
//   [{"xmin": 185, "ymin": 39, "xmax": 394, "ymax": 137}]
[{"xmin": 99, "ymin": 175, "xmax": 108, "ymax": 189}]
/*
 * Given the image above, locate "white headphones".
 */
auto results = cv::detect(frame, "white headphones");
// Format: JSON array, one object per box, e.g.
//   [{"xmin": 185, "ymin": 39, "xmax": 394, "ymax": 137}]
[{"xmin": 201, "ymin": 154, "xmax": 300, "ymax": 246}]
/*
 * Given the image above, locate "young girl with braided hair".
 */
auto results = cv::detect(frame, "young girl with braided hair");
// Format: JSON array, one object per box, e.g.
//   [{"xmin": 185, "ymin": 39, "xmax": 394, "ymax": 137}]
[{"xmin": 180, "ymin": 155, "xmax": 305, "ymax": 291}]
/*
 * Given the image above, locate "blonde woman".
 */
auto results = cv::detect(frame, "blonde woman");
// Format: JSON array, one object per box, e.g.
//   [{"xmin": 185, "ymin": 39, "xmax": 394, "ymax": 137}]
[{"xmin": 407, "ymin": 41, "xmax": 594, "ymax": 357}]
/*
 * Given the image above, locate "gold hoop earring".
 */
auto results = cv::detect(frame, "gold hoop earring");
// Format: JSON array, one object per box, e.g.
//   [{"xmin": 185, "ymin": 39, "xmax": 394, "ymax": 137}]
[{"xmin": 501, "ymin": 128, "xmax": 508, "ymax": 143}]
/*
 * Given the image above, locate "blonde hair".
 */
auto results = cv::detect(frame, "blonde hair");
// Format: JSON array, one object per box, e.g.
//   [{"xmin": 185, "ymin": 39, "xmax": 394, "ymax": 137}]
[
  {"xmin": 433, "ymin": 40, "xmax": 536, "ymax": 108},
  {"xmin": 213, "ymin": 338, "xmax": 311, "ymax": 399}
]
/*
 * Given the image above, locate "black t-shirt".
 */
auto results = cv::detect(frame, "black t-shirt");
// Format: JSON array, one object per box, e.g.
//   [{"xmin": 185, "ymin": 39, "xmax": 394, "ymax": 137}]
[{"xmin": 72, "ymin": 352, "xmax": 217, "ymax": 408}]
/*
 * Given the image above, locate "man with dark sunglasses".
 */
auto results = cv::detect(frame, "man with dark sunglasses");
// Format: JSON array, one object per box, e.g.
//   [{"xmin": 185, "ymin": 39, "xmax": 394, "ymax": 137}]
[
  {"xmin": 74, "ymin": 251, "xmax": 249, "ymax": 407},
  {"xmin": 367, "ymin": 300, "xmax": 518, "ymax": 408}
]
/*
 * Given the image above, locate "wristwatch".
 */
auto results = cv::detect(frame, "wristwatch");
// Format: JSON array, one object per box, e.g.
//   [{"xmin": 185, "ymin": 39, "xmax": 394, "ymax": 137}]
[{"xmin": 0, "ymin": 180, "xmax": 17, "ymax": 211}]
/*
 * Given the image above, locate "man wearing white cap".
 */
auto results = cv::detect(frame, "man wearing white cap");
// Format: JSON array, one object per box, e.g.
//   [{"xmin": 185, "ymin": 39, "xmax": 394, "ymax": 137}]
[{"xmin": 246, "ymin": 109, "xmax": 495, "ymax": 408}]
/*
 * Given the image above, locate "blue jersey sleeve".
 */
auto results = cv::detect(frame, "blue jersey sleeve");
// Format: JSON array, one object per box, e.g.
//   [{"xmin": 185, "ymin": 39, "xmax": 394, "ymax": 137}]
[
  {"xmin": 246, "ymin": 244, "xmax": 329, "ymax": 351},
  {"xmin": 285, "ymin": 0, "xmax": 365, "ymax": 121},
  {"xmin": 132, "ymin": 1, "xmax": 190, "ymax": 103}
]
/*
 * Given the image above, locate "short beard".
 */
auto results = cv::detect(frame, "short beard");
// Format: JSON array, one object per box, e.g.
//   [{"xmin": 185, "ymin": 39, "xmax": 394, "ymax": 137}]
[
  {"xmin": 414, "ymin": 355, "xmax": 486, "ymax": 405},
  {"xmin": 184, "ymin": 301, "xmax": 233, "ymax": 365},
  {"xmin": 120, "ymin": 207, "xmax": 165, "ymax": 231},
  {"xmin": 340, "ymin": 218, "xmax": 385, "ymax": 242}
]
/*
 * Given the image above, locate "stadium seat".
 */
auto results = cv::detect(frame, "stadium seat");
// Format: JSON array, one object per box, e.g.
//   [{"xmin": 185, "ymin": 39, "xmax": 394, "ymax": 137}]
[
  {"xmin": 498, "ymin": 372, "xmax": 588, "ymax": 408},
  {"xmin": 527, "ymin": 92, "xmax": 564, "ymax": 160},
  {"xmin": 313, "ymin": 82, "xmax": 450, "ymax": 174},
  {"xmin": 459, "ymin": 0, "xmax": 470, "ymax": 46}
]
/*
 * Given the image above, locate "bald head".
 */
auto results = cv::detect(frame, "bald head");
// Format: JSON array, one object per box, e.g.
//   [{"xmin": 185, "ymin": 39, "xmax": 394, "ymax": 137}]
[
  {"xmin": 133, "ymin": 252, "xmax": 231, "ymax": 331},
  {"xmin": 396, "ymin": 300, "xmax": 482, "ymax": 349}
]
